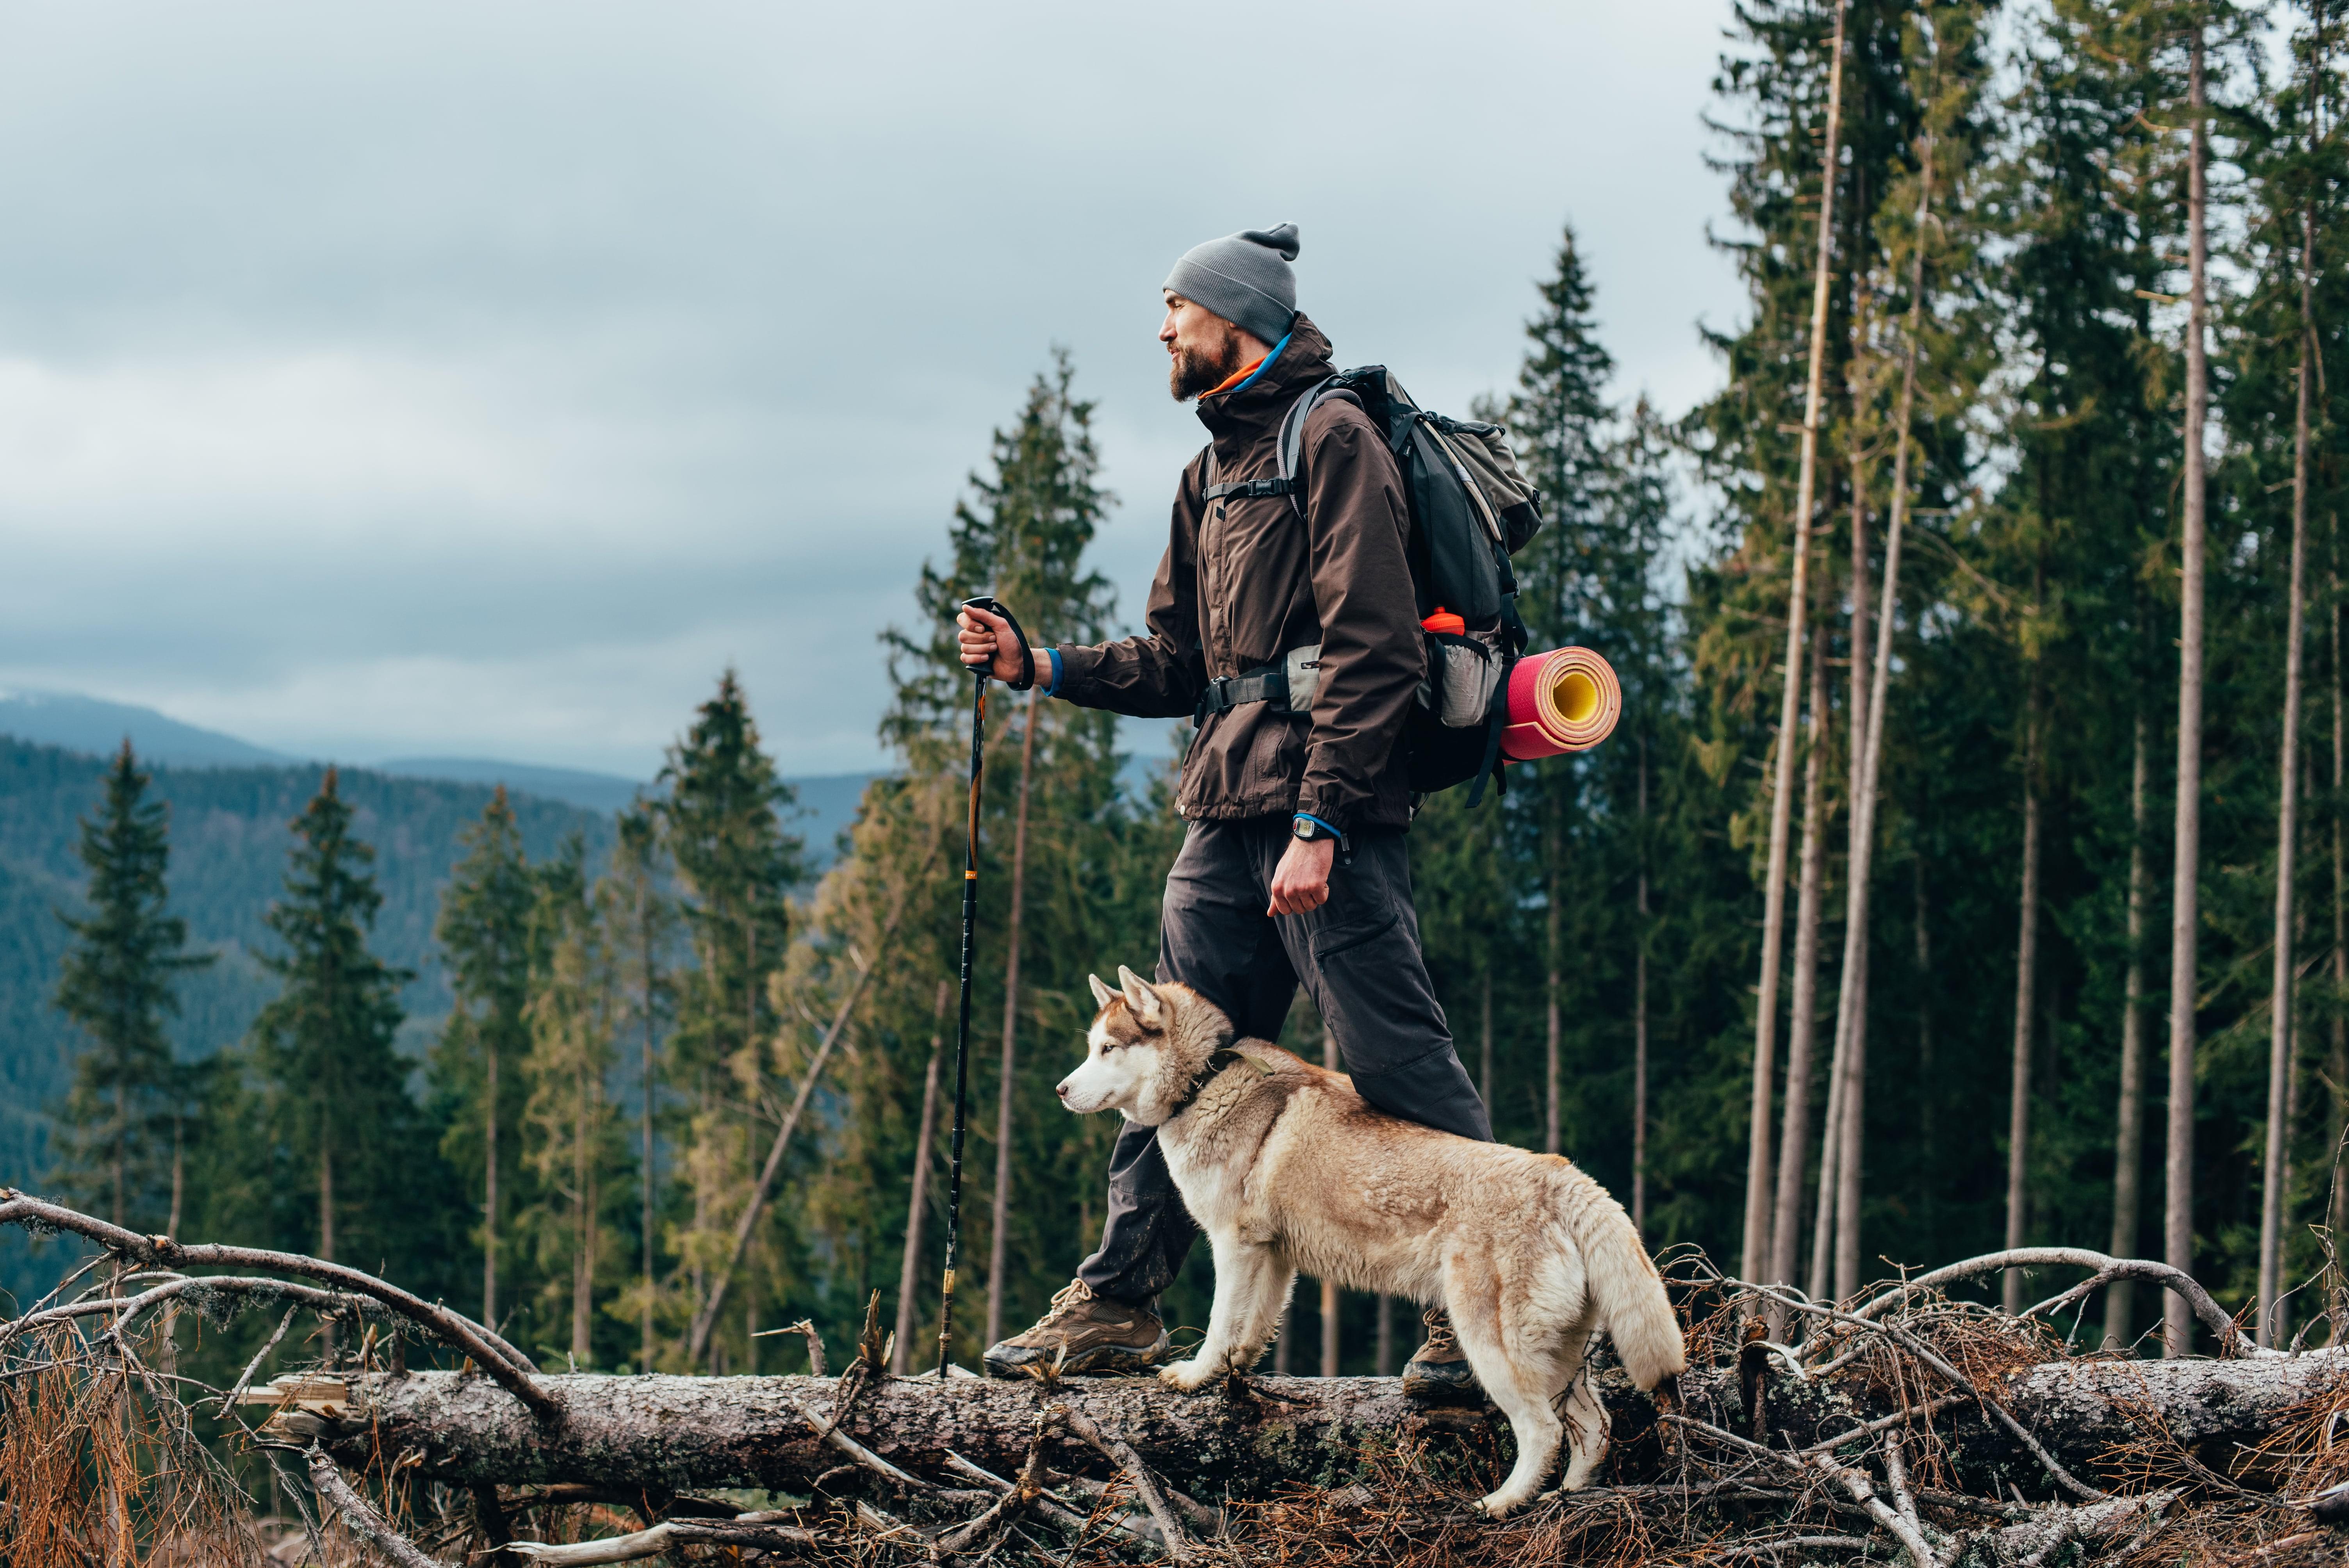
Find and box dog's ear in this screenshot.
[1087,973,1116,1012]
[1116,965,1166,1030]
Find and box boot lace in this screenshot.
[1418,1308,1458,1357]
[1037,1279,1097,1327]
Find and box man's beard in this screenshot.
[1168,322,1248,402]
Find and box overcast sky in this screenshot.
[0,0,1749,780]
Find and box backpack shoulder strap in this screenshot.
[1274,375,1363,517]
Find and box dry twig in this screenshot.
[1057,1401,1191,1564]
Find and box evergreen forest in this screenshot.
[22,0,2349,1398]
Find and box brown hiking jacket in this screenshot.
[1052,317,1422,831]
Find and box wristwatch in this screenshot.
[1292,813,1341,844]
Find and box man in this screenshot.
[957,223,1490,1398]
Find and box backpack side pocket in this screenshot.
[1426,633,1501,729]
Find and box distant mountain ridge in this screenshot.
[372,756,650,815]
[0,689,296,768]
[0,691,881,853]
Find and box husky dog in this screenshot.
[1059,967,1686,1518]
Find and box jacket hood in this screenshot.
[1195,315,1335,440]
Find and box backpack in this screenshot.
[1210,365,1543,805]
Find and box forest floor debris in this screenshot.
[11,1192,2349,1565]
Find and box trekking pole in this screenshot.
[938,595,1031,1376]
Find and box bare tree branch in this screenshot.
[0,1189,559,1420]
[306,1442,457,1568]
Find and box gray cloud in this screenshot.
[0,0,1744,777]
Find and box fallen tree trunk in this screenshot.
[320,1348,2349,1500]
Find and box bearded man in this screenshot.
[956,224,1491,1400]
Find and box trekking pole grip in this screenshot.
[960,595,1035,691]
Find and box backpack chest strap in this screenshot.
[1203,476,1301,502]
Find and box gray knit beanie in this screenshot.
[1162,223,1299,346]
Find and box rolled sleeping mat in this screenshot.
[1501,646,1622,761]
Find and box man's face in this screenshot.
[1160,292,1250,403]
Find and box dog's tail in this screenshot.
[1555,1164,1686,1392]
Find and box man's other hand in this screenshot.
[1269,836,1335,916]
[956,604,1030,685]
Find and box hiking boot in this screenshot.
[983,1280,1169,1379]
[1401,1307,1483,1404]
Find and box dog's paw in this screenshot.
[1158,1358,1216,1394]
[1472,1492,1522,1520]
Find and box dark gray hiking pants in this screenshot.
[1072,816,1490,1311]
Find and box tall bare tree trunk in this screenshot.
[1786,627,1833,1302]
[984,689,1043,1353]
[1376,1294,1394,1377]
[2165,27,2211,1360]
[1830,456,1872,1308]
[2107,715,2152,1349]
[485,1039,499,1330]
[1322,1026,1341,1375]
[2332,540,2347,1342]
[2005,697,2043,1315]
[2287,815,2312,1335]
[2260,200,2319,1345]
[1744,0,1853,1283]
[1633,736,1650,1235]
[1771,617,1830,1290]
[893,983,949,1375]
[1830,150,1930,1302]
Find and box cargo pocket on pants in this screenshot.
[1311,912,1446,1085]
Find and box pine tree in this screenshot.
[2230,0,2347,1342]
[1506,222,1618,1159]
[430,786,536,1328]
[1824,0,1995,1306]
[51,742,212,1231]
[659,672,805,1368]
[1994,0,2190,1343]
[873,349,1125,1360]
[914,353,1117,1350]
[520,836,626,1368]
[247,768,416,1267]
[602,803,676,1372]
[1605,402,1681,1230]
[1690,0,1858,1285]
[1688,0,1964,1297]
[1508,224,1618,632]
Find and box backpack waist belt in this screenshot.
[1192,644,1324,727]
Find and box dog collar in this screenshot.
[1169,1046,1274,1115]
